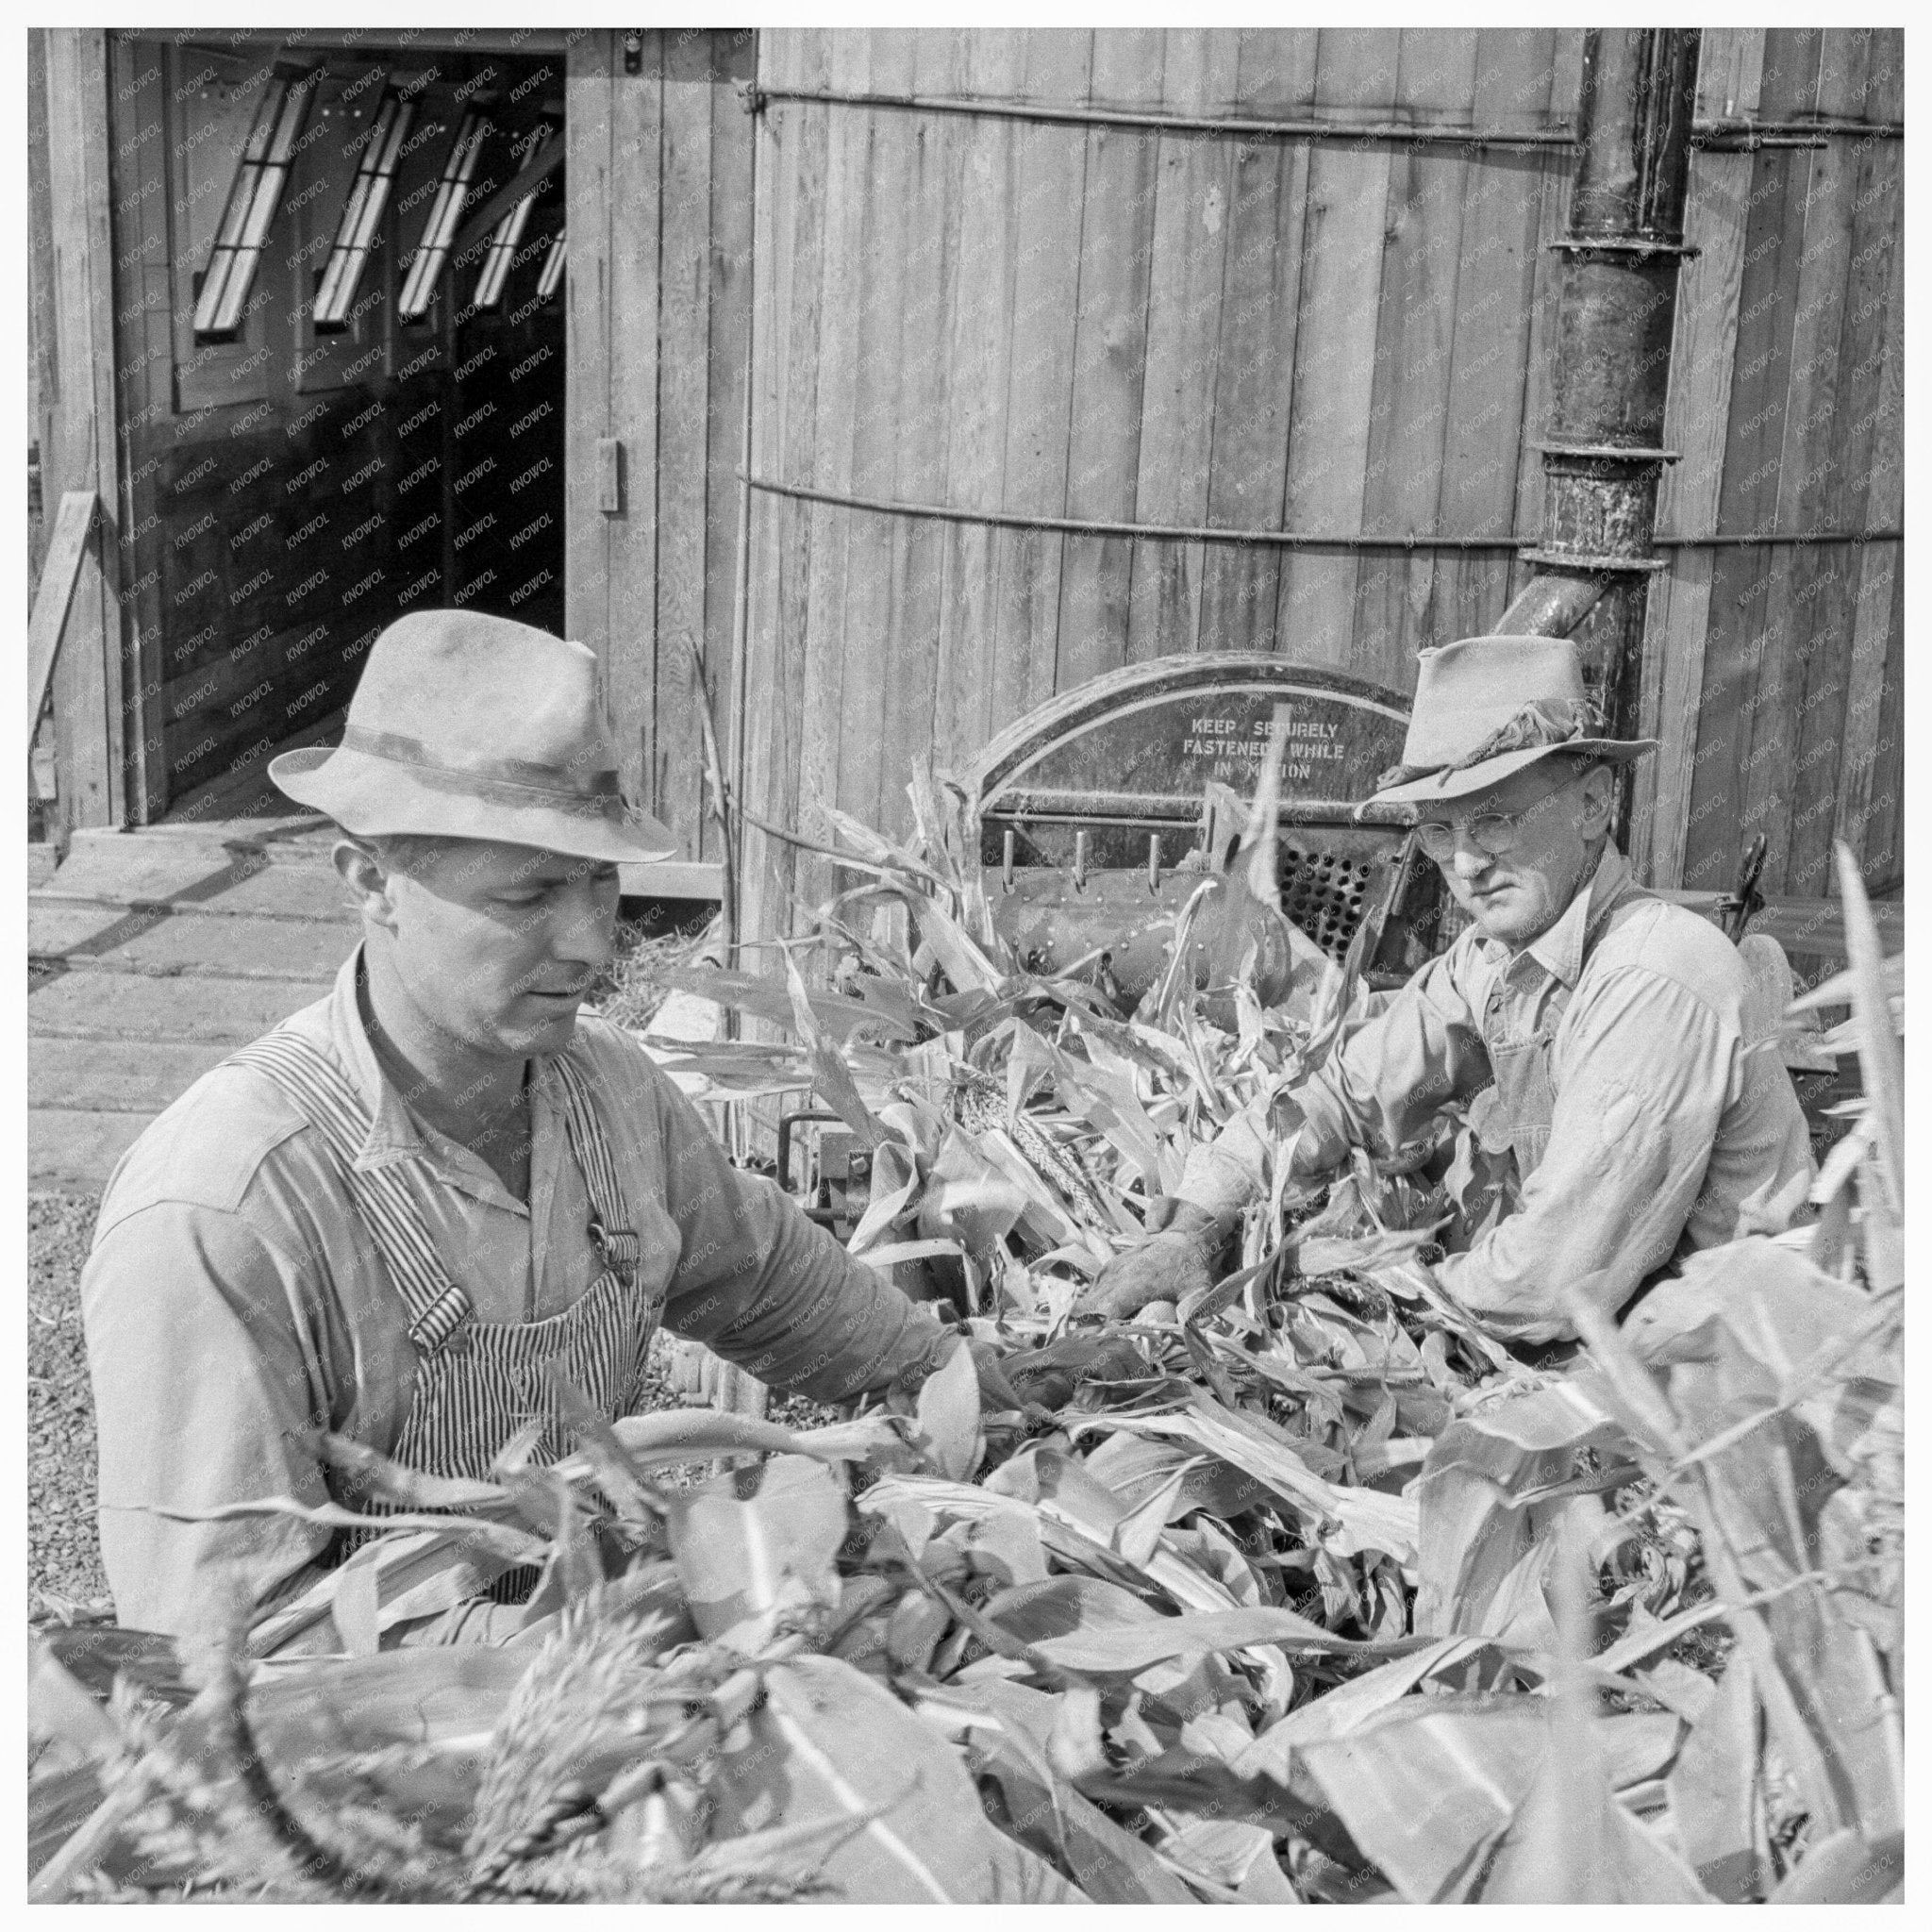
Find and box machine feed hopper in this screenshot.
[965,656,1455,1010]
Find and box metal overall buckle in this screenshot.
[587,1216,641,1284]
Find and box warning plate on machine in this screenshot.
[976,661,1410,814]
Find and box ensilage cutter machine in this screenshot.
[775,652,1842,1250]
[965,654,1450,1006]
[779,656,1445,1241]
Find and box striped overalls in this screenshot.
[226,1028,659,1488]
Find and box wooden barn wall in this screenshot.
[1632,26,1904,907]
[32,28,126,834]
[109,38,566,824]
[735,26,1588,942]
[564,27,756,864]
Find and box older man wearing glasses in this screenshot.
[1085,635,1814,1348]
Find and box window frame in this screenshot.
[191,64,319,341]
[312,85,415,332]
[396,107,492,324]
[470,122,553,313]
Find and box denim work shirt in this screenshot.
[1179,845,1815,1344]
[82,946,947,1642]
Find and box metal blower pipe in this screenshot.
[1495,25,1702,754]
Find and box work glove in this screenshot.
[887,1329,1032,1418]
[1076,1199,1237,1323]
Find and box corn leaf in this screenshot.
[1031,1606,1420,1674]
[1770,1827,1905,1904]
[665,1455,848,1649]
[1411,1381,1625,1640]
[1665,1655,1769,1901]
[711,1654,1086,1901]
[913,1339,982,1482]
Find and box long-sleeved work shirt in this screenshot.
[1178,845,1814,1342]
[83,947,947,1642]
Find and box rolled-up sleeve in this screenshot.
[82,1205,336,1643]
[652,1077,947,1402]
[1179,953,1491,1216]
[1438,967,1739,1344]
[1298,950,1492,1161]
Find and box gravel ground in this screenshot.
[28,1193,108,1611]
[26,1191,837,1619]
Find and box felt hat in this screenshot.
[1371,634,1657,807]
[270,609,678,862]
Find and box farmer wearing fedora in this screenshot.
[84,610,1000,1648]
[1086,635,1813,1343]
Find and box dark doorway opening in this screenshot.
[107,34,567,824]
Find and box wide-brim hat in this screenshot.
[271,609,678,863]
[1371,635,1657,808]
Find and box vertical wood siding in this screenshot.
[716,25,1904,952]
[564,28,756,864]
[738,26,1583,945]
[1652,28,1904,908]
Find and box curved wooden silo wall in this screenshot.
[1631,27,1904,907]
[548,26,1899,946]
[735,25,1588,938]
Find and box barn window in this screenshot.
[397,109,491,322]
[471,125,553,311]
[191,69,318,340]
[313,89,414,330]
[536,231,566,302]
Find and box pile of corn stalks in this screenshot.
[28,784,1903,1903]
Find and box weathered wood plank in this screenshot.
[801,33,893,893]
[29,1038,236,1116]
[1053,30,1162,694]
[742,34,833,948]
[1831,34,1905,889]
[1858,558,1904,895]
[1197,32,1318,657]
[29,903,358,982]
[28,1108,156,1196]
[1506,32,1581,559]
[1687,26,1816,897]
[1631,30,1763,887]
[874,31,966,833]
[564,33,618,718]
[1228,28,1321,119]
[37,841,353,922]
[1436,31,1557,620]
[105,41,172,823]
[654,32,721,843]
[1274,30,1400,670]
[605,40,667,815]
[42,28,125,833]
[931,30,1020,768]
[987,30,1091,736]
[28,969,339,1043]
[26,491,97,755]
[1355,29,1479,679]
[1779,29,1889,896]
[1123,31,1240,664]
[703,31,758,870]
[1736,29,1859,898]
[784,30,876,904]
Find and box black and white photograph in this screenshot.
[24,17,1907,1906]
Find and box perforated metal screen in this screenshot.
[1280,844,1377,961]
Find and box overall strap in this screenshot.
[548,1050,641,1284]
[225,1031,474,1354]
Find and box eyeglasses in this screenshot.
[1412,772,1579,862]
